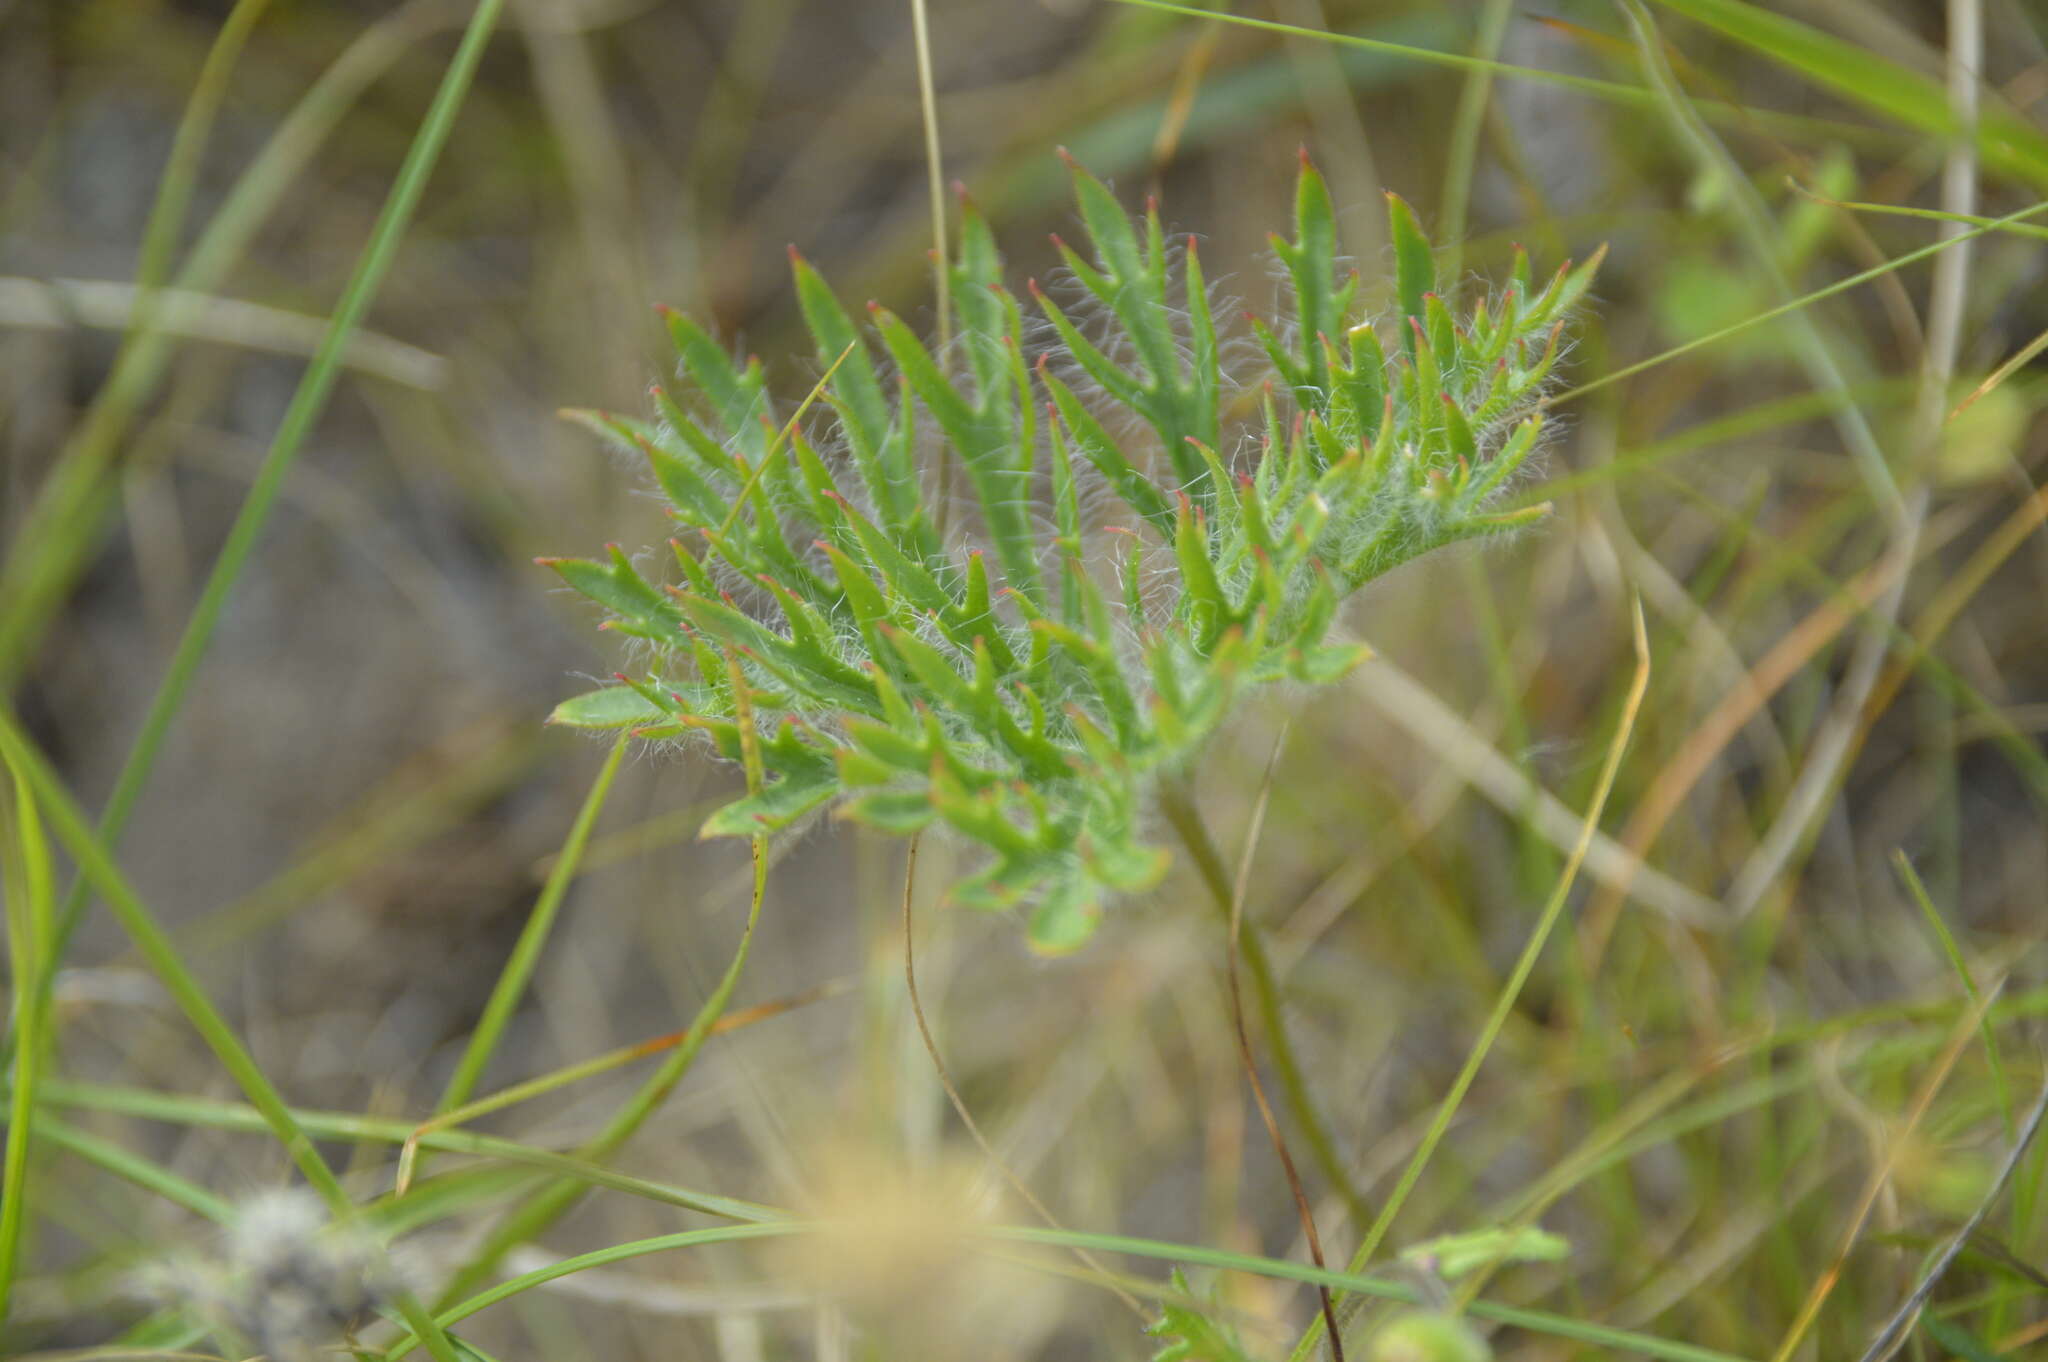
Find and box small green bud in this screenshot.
[1369,1310,1491,1362]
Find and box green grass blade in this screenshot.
[35,1116,237,1225]
[1108,0,1660,104]
[0,0,469,680]
[385,1223,808,1358]
[1892,850,2011,1136]
[128,0,276,299]
[1649,0,2048,189]
[432,663,775,1308]
[33,1078,782,1227]
[1548,198,2048,408]
[23,0,509,1087]
[1296,603,1651,1362]
[0,759,57,1317]
[388,1212,1763,1362]
[1436,0,1514,281]
[987,1225,1761,1362]
[434,735,630,1116]
[0,707,463,1362]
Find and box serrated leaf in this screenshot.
[1027,878,1102,955]
[700,766,839,837]
[1388,191,1434,325]
[548,686,668,729]
[1399,1226,1570,1280]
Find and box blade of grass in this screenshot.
[384,734,630,1195]
[909,0,950,360]
[434,735,630,1116]
[0,759,57,1317]
[16,0,508,1079]
[0,0,280,677]
[1647,0,2048,189]
[397,977,848,1197]
[907,0,955,535]
[1547,196,2048,408]
[35,1078,782,1228]
[1221,723,1347,1362]
[1891,850,2011,1136]
[0,708,464,1362]
[711,339,860,541]
[1767,985,2001,1362]
[1950,322,2048,420]
[384,1222,813,1359]
[1437,0,1514,282]
[0,275,452,387]
[1781,190,2048,245]
[1159,781,1371,1233]
[898,836,1146,1317]
[1620,0,1932,933]
[1018,1220,1757,1362]
[390,1215,1764,1362]
[35,1116,236,1225]
[1295,598,1650,1362]
[431,651,774,1309]
[0,0,470,681]
[127,0,277,301]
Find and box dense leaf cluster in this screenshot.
[546,154,1599,951]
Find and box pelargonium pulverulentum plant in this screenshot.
[543,154,1601,953]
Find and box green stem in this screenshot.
[0,0,466,679]
[130,0,277,298]
[1436,0,1513,283]
[436,737,631,1116]
[434,686,773,1306]
[1158,782,1371,1234]
[0,765,56,1318]
[19,0,507,1065]
[0,708,463,1362]
[1290,606,1649,1362]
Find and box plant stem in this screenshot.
[0,708,465,1362]
[17,0,509,1064]
[1158,778,1370,1295]
[432,658,773,1308]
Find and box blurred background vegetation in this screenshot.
[2,0,2047,1357]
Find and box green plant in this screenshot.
[545,153,1599,952]
[1147,1269,1259,1361]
